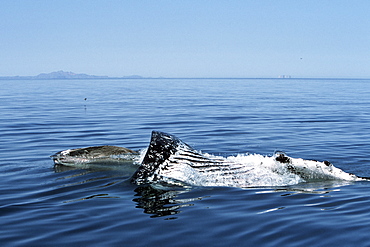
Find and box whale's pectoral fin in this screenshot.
[131,131,196,185]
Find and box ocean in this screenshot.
[1,78,370,246]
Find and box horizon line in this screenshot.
[1,76,370,80]
[0,70,369,81]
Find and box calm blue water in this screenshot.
[1,78,370,246]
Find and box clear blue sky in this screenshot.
[1,1,369,78]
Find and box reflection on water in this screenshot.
[133,185,205,219]
[54,164,125,188]
[133,183,355,218]
[256,180,353,196]
[64,193,120,203]
[53,163,203,218]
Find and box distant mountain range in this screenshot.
[0,70,144,80]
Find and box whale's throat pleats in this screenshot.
[131,131,363,188]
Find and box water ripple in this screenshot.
[1,79,370,246]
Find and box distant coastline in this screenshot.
[0,71,368,80]
[0,70,144,80]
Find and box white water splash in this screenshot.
[152,151,362,188]
[203,152,361,187]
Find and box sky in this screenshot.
[0,1,369,78]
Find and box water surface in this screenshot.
[1,78,370,246]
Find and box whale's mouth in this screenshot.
[130,131,363,188]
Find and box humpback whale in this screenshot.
[131,131,366,187]
[51,131,368,188]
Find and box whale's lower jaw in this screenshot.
[131,131,363,188]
